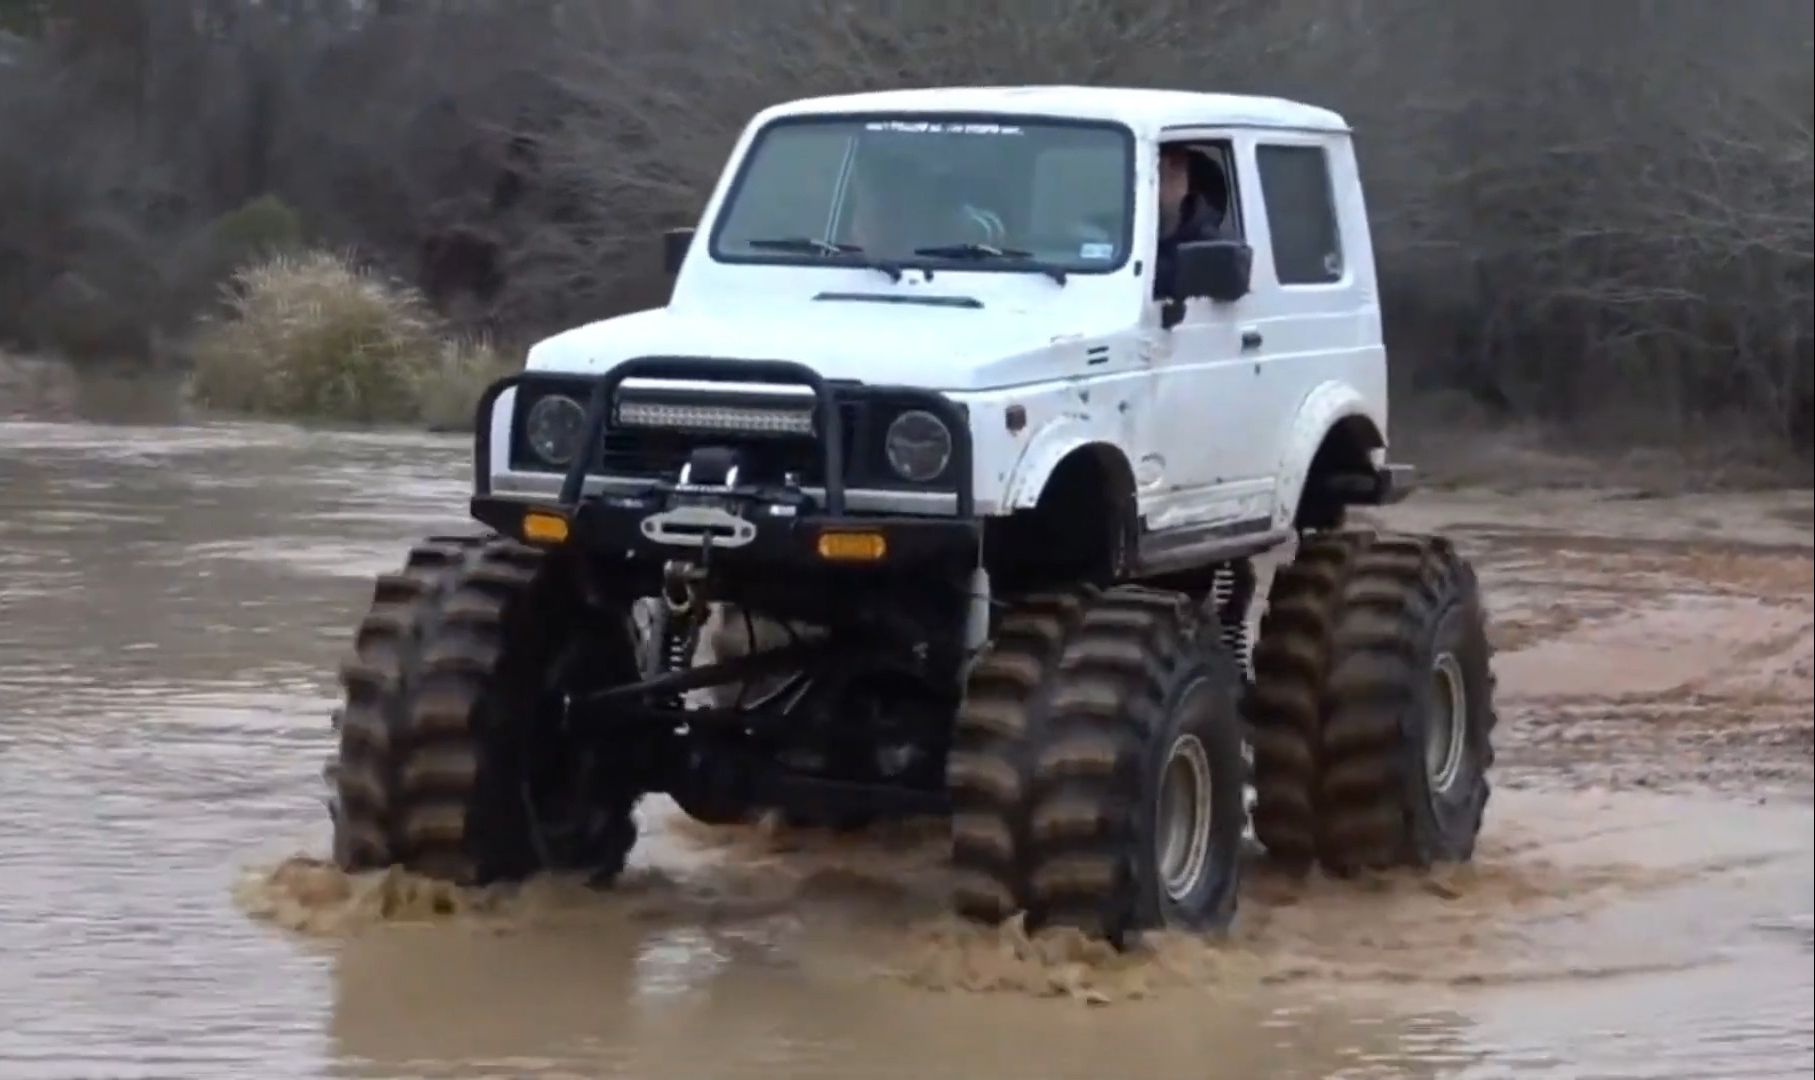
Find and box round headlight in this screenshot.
[526,393,587,466]
[884,409,953,483]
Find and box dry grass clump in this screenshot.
[186,250,515,428]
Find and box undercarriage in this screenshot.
[622,585,965,829]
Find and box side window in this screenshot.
[1158,139,1243,239]
[1194,142,1242,239]
[1256,144,1342,284]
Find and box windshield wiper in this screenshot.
[745,236,904,282]
[746,236,863,255]
[911,242,1067,284]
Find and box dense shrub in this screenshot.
[416,335,519,433]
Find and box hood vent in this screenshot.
[813,291,983,310]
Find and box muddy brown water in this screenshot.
[1,411,1811,1079]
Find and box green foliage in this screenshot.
[168,194,310,319]
[209,194,304,263]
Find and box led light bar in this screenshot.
[614,398,816,437]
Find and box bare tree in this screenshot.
[0,0,1808,453]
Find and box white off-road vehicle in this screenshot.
[324,86,1496,946]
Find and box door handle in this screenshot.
[1240,329,1263,350]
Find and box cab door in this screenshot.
[1241,135,1377,528]
[1139,132,1278,537]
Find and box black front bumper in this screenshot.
[467,355,981,572]
[472,492,979,571]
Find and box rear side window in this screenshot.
[1256,144,1343,285]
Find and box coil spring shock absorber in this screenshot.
[1211,557,1260,822]
[656,621,697,708]
[652,559,709,709]
[1209,558,1256,679]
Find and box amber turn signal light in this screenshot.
[521,510,570,544]
[816,530,887,561]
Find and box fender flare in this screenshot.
[1003,414,1136,512]
[999,418,1141,581]
[485,384,519,491]
[1272,381,1386,527]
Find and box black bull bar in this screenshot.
[468,355,975,517]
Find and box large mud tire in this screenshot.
[948,586,1247,946]
[1245,530,1497,875]
[1317,534,1497,872]
[1245,532,1367,870]
[327,533,643,885]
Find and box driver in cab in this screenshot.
[1153,144,1234,299]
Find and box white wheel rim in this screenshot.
[1157,733,1215,902]
[1427,652,1469,794]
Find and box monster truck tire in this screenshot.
[327,533,642,885]
[1316,533,1497,873]
[1244,531,1368,869]
[947,585,1247,946]
[1245,531,1497,874]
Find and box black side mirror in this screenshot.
[663,227,696,276]
[1173,239,1252,303]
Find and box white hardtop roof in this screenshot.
[760,85,1349,136]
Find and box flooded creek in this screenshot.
[1,413,1809,1078]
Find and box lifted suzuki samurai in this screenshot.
[323,86,1497,946]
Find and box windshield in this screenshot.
[710,115,1133,274]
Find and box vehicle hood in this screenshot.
[523,295,1119,393]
